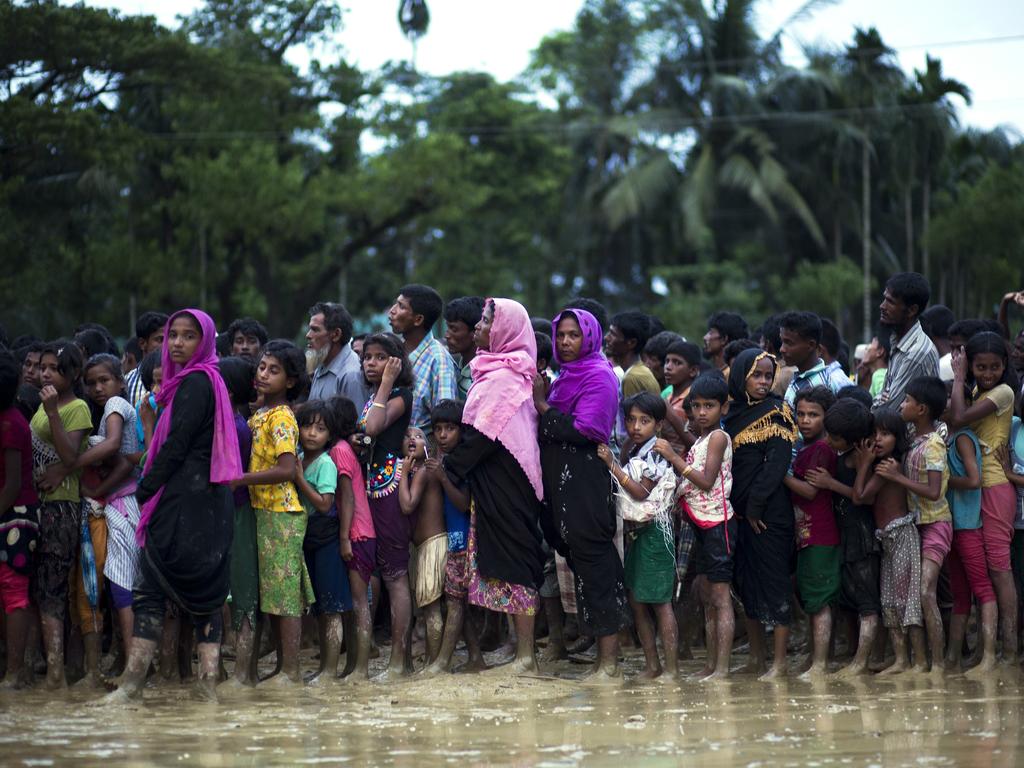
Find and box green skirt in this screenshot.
[796,544,841,614]
[254,508,315,617]
[624,522,675,604]
[229,501,260,630]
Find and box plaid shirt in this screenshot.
[873,321,939,412]
[784,358,851,407]
[409,334,458,433]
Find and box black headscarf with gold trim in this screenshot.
[722,348,797,449]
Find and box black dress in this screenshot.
[539,408,628,638]
[834,458,882,617]
[136,372,234,616]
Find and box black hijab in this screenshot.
[722,348,796,446]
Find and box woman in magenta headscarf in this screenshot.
[533,307,628,682]
[108,309,242,702]
[443,298,545,673]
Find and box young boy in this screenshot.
[806,398,879,677]
[783,386,839,677]
[662,339,702,455]
[398,426,447,665]
[534,331,553,397]
[876,376,951,675]
[657,374,735,680]
[420,400,484,675]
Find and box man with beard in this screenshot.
[306,302,368,405]
[703,311,748,377]
[872,272,939,413]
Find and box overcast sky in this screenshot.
[74,0,1024,133]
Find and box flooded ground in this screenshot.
[3,647,1023,767]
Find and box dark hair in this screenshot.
[260,340,310,402]
[760,314,783,354]
[309,302,355,347]
[873,328,892,361]
[40,341,84,383]
[124,337,142,362]
[623,390,667,421]
[13,338,43,359]
[794,385,836,414]
[563,298,608,335]
[136,311,168,341]
[328,396,359,439]
[665,339,702,367]
[836,341,851,374]
[431,399,465,427]
[919,305,955,341]
[873,409,910,462]
[820,318,841,358]
[0,349,19,411]
[398,284,444,330]
[215,332,231,357]
[904,376,947,421]
[296,399,340,444]
[534,331,552,365]
[139,350,162,391]
[965,331,1018,393]
[647,315,666,336]
[75,323,120,356]
[218,356,256,406]
[688,372,729,404]
[643,331,683,364]
[885,272,930,318]
[707,311,749,343]
[836,385,873,410]
[610,311,652,352]
[227,317,269,347]
[15,383,40,421]
[361,333,414,388]
[74,329,112,359]
[531,317,552,335]
[445,296,486,329]
[824,398,873,444]
[83,353,124,384]
[780,311,823,345]
[948,318,988,344]
[724,339,760,367]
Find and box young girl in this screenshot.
[949,332,1020,663]
[327,395,376,681]
[31,342,91,689]
[661,339,701,455]
[352,333,413,680]
[218,356,259,688]
[657,373,735,681]
[853,410,925,674]
[235,340,313,685]
[599,392,678,680]
[295,400,351,685]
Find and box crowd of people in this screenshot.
[1,275,1023,701]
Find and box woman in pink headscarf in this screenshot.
[443,298,545,673]
[107,309,241,702]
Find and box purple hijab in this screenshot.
[546,309,619,444]
[135,309,242,546]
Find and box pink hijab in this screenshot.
[136,309,242,546]
[462,298,543,500]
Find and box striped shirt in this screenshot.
[409,334,458,434]
[784,358,852,406]
[873,321,939,413]
[124,367,147,408]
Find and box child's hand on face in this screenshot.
[653,438,676,459]
[805,467,832,489]
[854,438,875,467]
[596,444,615,468]
[40,385,59,414]
[951,349,966,382]
[382,357,402,384]
[875,457,901,479]
[139,397,157,431]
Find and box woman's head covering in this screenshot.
[722,347,796,446]
[136,309,242,546]
[463,298,543,500]
[546,308,619,444]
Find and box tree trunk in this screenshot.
[904,185,913,271]
[921,174,931,281]
[861,138,871,343]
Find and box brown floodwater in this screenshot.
[2,650,1023,767]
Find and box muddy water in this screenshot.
[3,652,1023,766]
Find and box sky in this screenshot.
[74,0,1024,134]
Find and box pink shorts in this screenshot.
[0,563,30,614]
[947,529,996,614]
[918,520,953,565]
[981,484,1017,572]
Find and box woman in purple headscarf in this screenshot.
[533,308,628,682]
[107,309,242,702]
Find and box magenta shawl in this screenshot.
[135,309,242,546]
[462,298,544,500]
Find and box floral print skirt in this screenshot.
[466,503,538,616]
[255,508,315,617]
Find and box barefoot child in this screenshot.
[660,373,735,680]
[806,398,880,676]
[853,410,925,674]
[235,341,313,684]
[599,391,678,680]
[878,376,951,674]
[327,396,376,681]
[783,386,840,677]
[295,400,351,684]
[661,339,701,455]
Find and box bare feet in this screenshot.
[798,663,827,681]
[0,675,23,691]
[217,676,253,691]
[372,667,411,684]
[192,678,218,702]
[635,667,663,681]
[830,661,868,680]
[965,656,997,680]
[876,660,909,676]
[260,671,302,687]
[758,664,787,681]
[306,670,339,687]
[73,670,104,689]
[538,643,569,663]
[580,664,621,685]
[458,656,489,673]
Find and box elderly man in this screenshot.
[306,302,368,405]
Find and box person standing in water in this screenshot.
[106,309,242,702]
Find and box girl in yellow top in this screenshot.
[234,340,313,684]
[949,332,1019,663]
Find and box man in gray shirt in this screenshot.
[305,302,368,406]
[873,272,939,413]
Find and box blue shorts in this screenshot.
[305,542,353,615]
